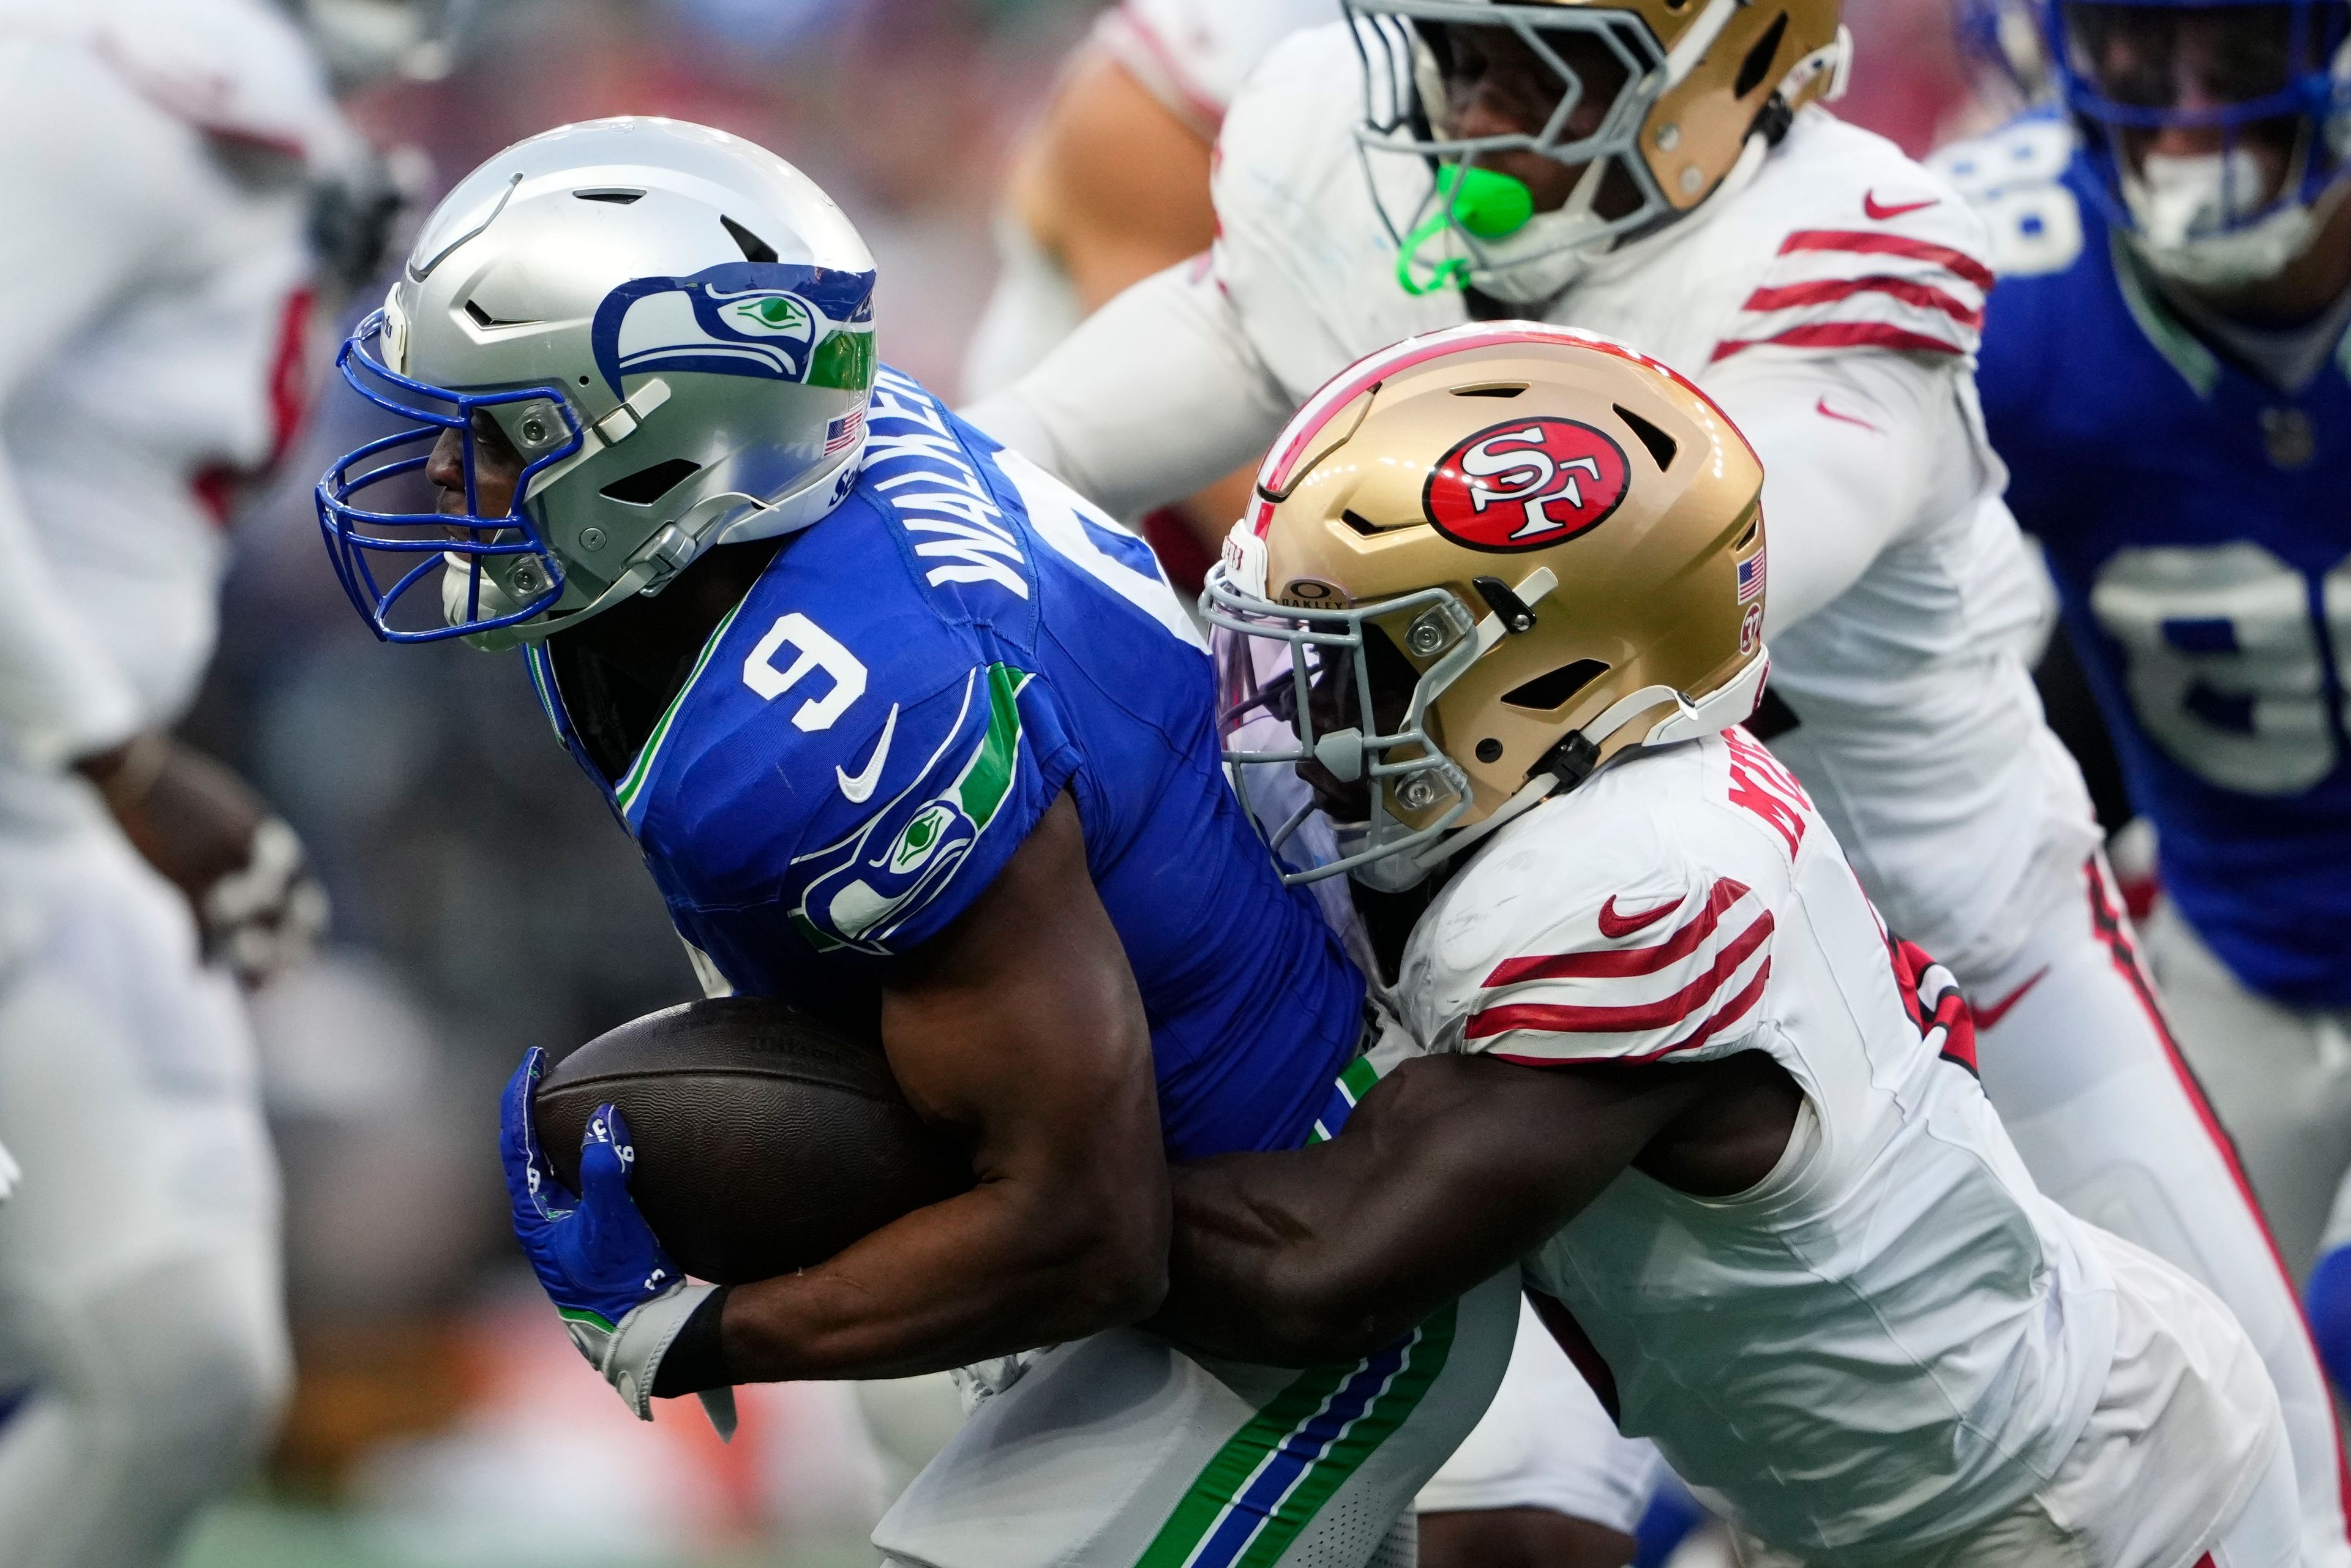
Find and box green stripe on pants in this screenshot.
[1133,1300,1460,1568]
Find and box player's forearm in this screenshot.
[1152,1056,1693,1366]
[1018,50,1216,315]
[1153,1147,1440,1365]
[1146,1054,1479,1368]
[713,1170,1170,1382]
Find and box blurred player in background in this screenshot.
[967,1,2351,1562]
[963,0,1334,590]
[1938,0,2351,1412]
[0,1,352,1562]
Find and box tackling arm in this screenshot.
[1703,350,1979,637]
[712,791,1171,1381]
[964,259,1295,523]
[1150,1053,1713,1366]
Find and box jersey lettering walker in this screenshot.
[1947,114,2351,1009]
[526,367,1365,1160]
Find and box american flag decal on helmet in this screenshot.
[825,407,866,455]
[1738,553,1766,603]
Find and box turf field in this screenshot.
[178,1503,877,1568]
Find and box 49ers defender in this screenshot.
[967,3,2351,1558]
[1171,322,2298,1568]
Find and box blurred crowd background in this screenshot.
[182,0,1990,1561]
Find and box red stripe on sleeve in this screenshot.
[1776,230,1997,291]
[1711,323,1970,364]
[1739,275,1985,326]
[1466,912,1774,1041]
[1486,879,1751,986]
[1491,958,1773,1065]
[1673,959,1774,1054]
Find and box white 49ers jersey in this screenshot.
[1399,728,2119,1556]
[0,0,343,820]
[1205,24,2094,977]
[977,20,2100,977]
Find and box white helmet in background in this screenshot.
[288,0,475,86]
[317,117,879,648]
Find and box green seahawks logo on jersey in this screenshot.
[889,803,959,876]
[789,662,1033,955]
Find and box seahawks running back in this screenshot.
[319,118,1515,1568]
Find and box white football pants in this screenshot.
[1729,1229,2296,1568]
[1414,1296,1660,1535]
[2131,896,2351,1285]
[0,820,288,1568]
[876,1268,1519,1568]
[1969,853,2348,1568]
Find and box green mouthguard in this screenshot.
[1395,165,1536,296]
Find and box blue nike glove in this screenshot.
[500,1048,735,1438]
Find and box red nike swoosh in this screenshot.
[1815,396,1878,432]
[1863,191,1940,221]
[1973,966,2050,1031]
[1598,895,1681,939]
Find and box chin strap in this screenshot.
[1406,651,1772,877]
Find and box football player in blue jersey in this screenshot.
[315,118,1518,1566]
[1936,0,2351,1454]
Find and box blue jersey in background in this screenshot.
[526,366,1365,1158]
[1943,116,2351,1007]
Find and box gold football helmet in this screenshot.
[1349,0,1852,300]
[1206,322,1768,890]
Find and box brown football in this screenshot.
[534,997,971,1283]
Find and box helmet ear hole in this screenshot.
[599,458,703,506]
[1503,659,1609,713]
[1362,621,1428,731]
[1734,13,1791,98]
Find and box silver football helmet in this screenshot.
[318,117,879,648]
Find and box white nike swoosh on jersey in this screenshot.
[836,703,899,803]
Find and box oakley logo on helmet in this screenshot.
[1280,578,1348,608]
[1423,418,1631,553]
[588,261,877,396]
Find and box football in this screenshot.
[533,997,971,1284]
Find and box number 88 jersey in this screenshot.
[1939,113,2351,1008]
[524,366,1367,1160]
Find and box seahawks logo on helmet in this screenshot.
[724,293,812,339]
[588,261,877,397]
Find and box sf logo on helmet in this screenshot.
[1423,418,1630,552]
